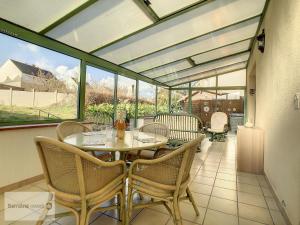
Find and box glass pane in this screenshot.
[0,0,87,31]
[85,65,115,125]
[150,0,202,17]
[157,86,169,114]
[157,52,249,83]
[191,39,251,64]
[47,0,153,51]
[218,69,246,87]
[95,1,265,64]
[167,61,247,86]
[117,75,136,122]
[138,81,156,118]
[216,89,245,132]
[190,89,217,127]
[0,33,80,124]
[122,18,258,72]
[141,60,192,78]
[173,83,189,88]
[192,77,216,88]
[170,90,189,113]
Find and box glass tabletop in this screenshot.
[63,130,168,152]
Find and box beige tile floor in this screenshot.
[0,135,288,225]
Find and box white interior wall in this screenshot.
[247,0,300,224]
[0,127,56,187]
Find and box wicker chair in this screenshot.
[207,112,228,142]
[35,136,126,225]
[127,135,205,225]
[126,122,169,160]
[56,121,111,161]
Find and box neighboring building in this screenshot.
[0,59,63,91]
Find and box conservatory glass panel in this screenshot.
[117,75,136,122]
[192,77,217,88]
[191,89,217,127]
[95,0,265,64]
[150,0,203,17]
[0,0,87,32]
[157,86,169,114]
[170,90,189,113]
[0,33,80,124]
[191,39,251,64]
[167,61,247,86]
[216,89,245,132]
[138,81,156,118]
[157,52,250,83]
[173,83,189,88]
[47,0,153,52]
[142,60,192,78]
[218,69,246,86]
[122,18,259,72]
[84,65,115,125]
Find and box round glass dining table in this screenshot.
[63,130,168,155]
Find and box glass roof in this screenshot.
[0,0,267,86]
[167,62,247,86]
[46,0,153,52]
[0,0,88,32]
[142,60,192,78]
[156,52,250,83]
[149,0,204,18]
[121,17,259,73]
[218,69,246,86]
[94,0,265,64]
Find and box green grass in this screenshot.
[0,104,77,123]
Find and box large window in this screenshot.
[157,86,169,114]
[170,90,189,113]
[84,65,115,125]
[0,33,80,124]
[117,75,136,122]
[138,81,156,118]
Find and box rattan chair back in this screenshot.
[139,122,169,138]
[56,121,91,141]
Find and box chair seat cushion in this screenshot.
[207,128,225,133]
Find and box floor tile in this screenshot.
[214,179,236,190]
[265,197,279,211]
[193,176,215,186]
[217,168,236,175]
[237,183,263,195]
[179,202,206,224]
[166,217,199,225]
[183,192,210,208]
[208,196,237,215]
[189,183,213,195]
[131,209,169,225]
[238,192,267,208]
[203,209,238,225]
[197,170,216,178]
[216,173,236,182]
[238,203,273,224]
[270,210,287,225]
[211,187,237,201]
[261,188,273,197]
[239,218,267,225]
[237,176,259,186]
[200,165,218,172]
[90,214,122,225]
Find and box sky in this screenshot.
[0,33,156,98]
